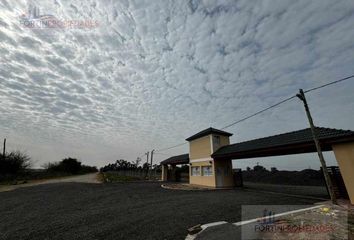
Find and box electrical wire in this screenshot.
[155,142,187,152]
[154,152,174,156]
[304,74,354,93]
[151,74,354,153]
[221,95,297,130]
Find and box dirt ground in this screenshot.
[0,173,100,192]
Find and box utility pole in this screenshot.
[146,151,149,165]
[2,138,6,157]
[150,149,155,179]
[150,150,154,168]
[145,151,149,179]
[297,89,337,204]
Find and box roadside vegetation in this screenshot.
[102,172,141,182]
[0,150,31,184]
[0,151,97,185]
[100,159,161,182]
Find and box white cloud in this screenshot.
[0,0,353,169]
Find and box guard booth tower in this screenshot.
[186,128,234,188]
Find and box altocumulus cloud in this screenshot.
[0,0,353,169]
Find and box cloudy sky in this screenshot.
[0,0,353,170]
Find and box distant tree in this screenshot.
[115,159,127,169]
[100,159,138,172]
[253,165,267,172]
[60,158,81,174]
[246,167,251,171]
[142,162,150,170]
[152,164,161,171]
[271,167,278,173]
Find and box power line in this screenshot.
[154,152,173,156]
[222,74,354,130]
[154,74,354,152]
[154,94,296,152]
[304,74,354,93]
[156,142,187,152]
[221,95,296,130]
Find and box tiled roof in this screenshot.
[212,127,354,159]
[186,127,233,141]
[160,154,189,165]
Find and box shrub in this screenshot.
[61,158,82,174]
[0,151,31,176]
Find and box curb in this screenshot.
[185,204,325,240]
[161,184,215,191]
[161,184,234,191]
[232,204,324,226]
[185,221,228,240]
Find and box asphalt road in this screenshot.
[243,181,329,199]
[0,182,320,240]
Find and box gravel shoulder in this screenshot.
[0,182,320,240]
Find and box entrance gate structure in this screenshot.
[211,127,354,204]
[161,127,354,204]
[161,154,189,182]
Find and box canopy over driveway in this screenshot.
[211,127,354,204]
[160,154,189,182]
[160,127,354,204]
[212,127,354,160]
[160,154,189,165]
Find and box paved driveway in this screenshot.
[0,182,320,240]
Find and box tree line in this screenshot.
[43,158,98,175]
[100,159,161,172]
[0,148,97,182]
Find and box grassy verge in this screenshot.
[96,172,105,183]
[103,172,142,183]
